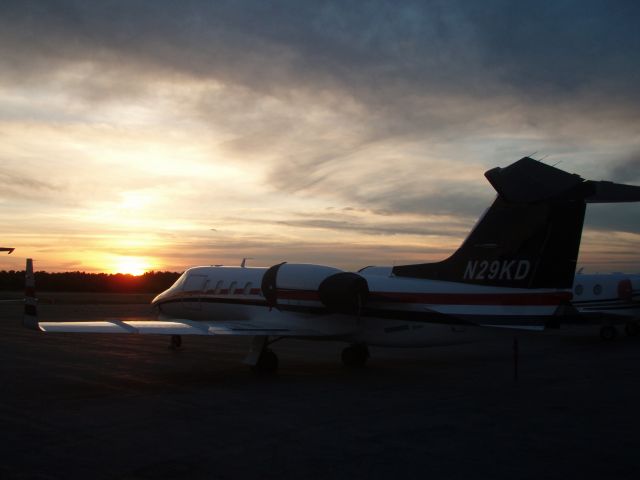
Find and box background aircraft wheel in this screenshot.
[169,335,182,350]
[251,349,278,374]
[624,322,639,337]
[341,344,369,368]
[600,325,617,341]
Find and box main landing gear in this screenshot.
[625,321,639,337]
[244,337,371,373]
[341,343,370,368]
[599,325,617,341]
[245,336,279,374]
[600,321,640,341]
[169,335,182,350]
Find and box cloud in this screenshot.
[0,168,61,203]
[608,155,640,184]
[1,1,639,270]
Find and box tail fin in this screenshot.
[393,157,640,289]
[24,258,40,330]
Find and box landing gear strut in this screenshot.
[600,325,617,341]
[625,321,639,337]
[245,336,279,374]
[341,343,369,368]
[169,335,182,350]
[251,349,279,374]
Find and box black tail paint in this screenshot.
[392,157,640,289]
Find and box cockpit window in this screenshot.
[183,274,208,292]
[169,272,187,290]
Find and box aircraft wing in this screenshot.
[34,319,325,337]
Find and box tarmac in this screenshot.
[1,298,640,479]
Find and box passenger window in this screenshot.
[229,281,237,295]
[593,284,602,295]
[574,284,583,296]
[243,282,252,295]
[213,280,223,295]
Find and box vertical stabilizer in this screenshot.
[392,157,640,289]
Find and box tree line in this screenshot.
[0,270,181,293]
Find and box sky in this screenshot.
[1,0,640,274]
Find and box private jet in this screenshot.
[572,272,640,338]
[23,157,640,372]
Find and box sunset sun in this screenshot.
[114,256,150,276]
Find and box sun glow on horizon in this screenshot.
[113,256,152,276]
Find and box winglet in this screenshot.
[24,258,40,331]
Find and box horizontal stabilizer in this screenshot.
[485,157,640,204]
[584,180,640,203]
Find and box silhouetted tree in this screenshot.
[0,270,182,293]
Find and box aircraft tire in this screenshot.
[341,344,369,368]
[169,335,182,350]
[600,325,617,341]
[251,349,278,374]
[624,322,639,337]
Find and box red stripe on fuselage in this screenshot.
[276,289,571,306]
[370,291,571,305]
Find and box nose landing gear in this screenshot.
[169,335,182,350]
[341,343,370,368]
[251,348,279,374]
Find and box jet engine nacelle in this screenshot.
[261,263,369,313]
[318,272,369,314]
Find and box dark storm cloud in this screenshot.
[2,0,638,101]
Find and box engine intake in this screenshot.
[319,272,369,314]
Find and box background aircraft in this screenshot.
[572,273,640,338]
[0,247,21,303]
[22,158,640,372]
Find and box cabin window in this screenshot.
[229,281,237,295]
[574,284,583,296]
[243,282,252,295]
[593,284,602,295]
[213,280,223,295]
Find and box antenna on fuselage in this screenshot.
[241,257,254,268]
